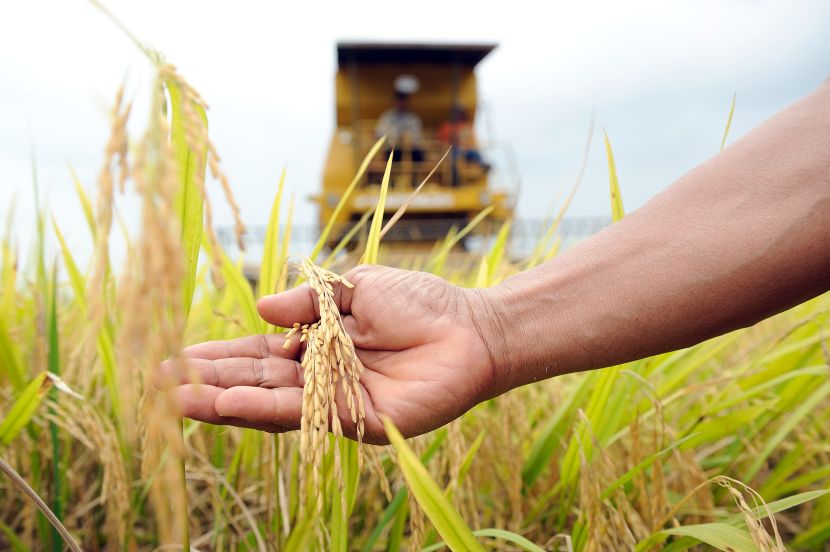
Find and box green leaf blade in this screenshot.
[603,129,625,222]
[165,77,208,319]
[661,522,756,552]
[363,151,393,265]
[0,372,51,445]
[383,419,484,552]
[258,168,286,297]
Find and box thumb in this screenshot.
[257,268,363,327]
[256,285,320,327]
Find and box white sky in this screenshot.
[1,0,829,263]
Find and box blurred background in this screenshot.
[1,0,829,263]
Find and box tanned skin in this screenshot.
[162,78,830,444]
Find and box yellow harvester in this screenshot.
[315,42,515,250]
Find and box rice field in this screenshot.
[2,39,830,552]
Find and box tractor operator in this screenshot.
[375,75,425,162]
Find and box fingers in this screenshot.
[158,356,304,389]
[174,384,289,433]
[212,384,375,440]
[257,265,376,327]
[215,386,304,428]
[172,368,385,439]
[181,333,301,360]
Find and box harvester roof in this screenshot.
[336,42,496,67]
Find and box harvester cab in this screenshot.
[315,42,516,252]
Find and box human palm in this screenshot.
[165,265,495,444]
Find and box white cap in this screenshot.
[394,74,420,95]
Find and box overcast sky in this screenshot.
[1,1,828,262]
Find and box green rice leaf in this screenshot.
[362,485,408,552]
[601,433,699,500]
[448,206,494,250]
[681,403,770,449]
[362,429,448,552]
[720,93,736,152]
[284,514,313,552]
[421,529,545,552]
[69,166,96,238]
[425,206,494,273]
[258,168,286,297]
[383,418,484,552]
[526,116,593,269]
[47,262,65,546]
[52,218,87,311]
[0,372,50,445]
[330,437,361,552]
[425,225,458,275]
[204,236,261,334]
[379,147,451,240]
[0,319,23,390]
[0,234,23,388]
[311,136,385,261]
[486,220,511,284]
[603,128,625,222]
[0,519,27,552]
[522,372,595,488]
[387,501,408,552]
[0,239,17,322]
[724,489,830,526]
[561,366,621,486]
[792,518,830,548]
[713,364,828,413]
[52,220,120,418]
[542,235,562,262]
[660,522,756,552]
[363,151,393,265]
[323,208,372,268]
[765,465,830,500]
[275,192,294,295]
[165,77,208,319]
[759,443,807,498]
[473,257,488,288]
[471,529,545,552]
[452,430,485,492]
[744,381,830,480]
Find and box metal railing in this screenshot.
[353,124,497,189]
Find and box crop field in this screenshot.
[2,42,830,552]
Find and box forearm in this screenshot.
[480,79,830,394]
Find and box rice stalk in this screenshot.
[85,85,130,422]
[0,458,81,552]
[282,257,364,545]
[45,399,130,544]
[121,69,191,548]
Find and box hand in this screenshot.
[162,265,498,444]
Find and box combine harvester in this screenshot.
[313,41,518,261]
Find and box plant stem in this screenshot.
[0,457,82,552]
[178,419,190,550]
